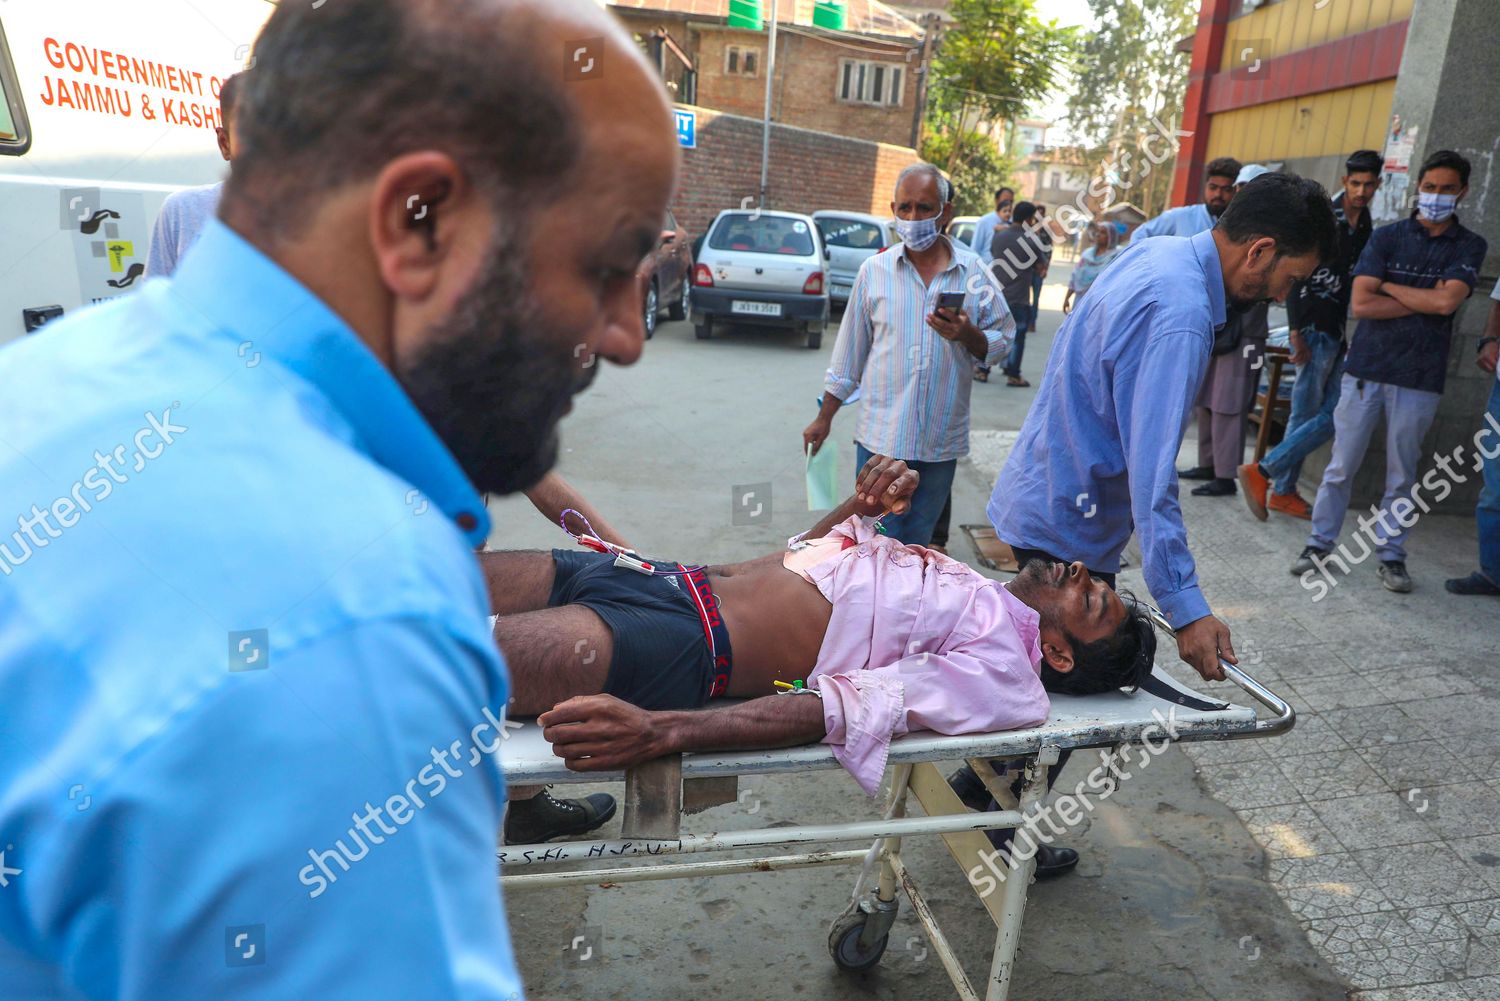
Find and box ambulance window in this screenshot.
[0,20,31,155]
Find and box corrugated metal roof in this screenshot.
[608,0,924,40]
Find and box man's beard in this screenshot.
[397,236,592,496]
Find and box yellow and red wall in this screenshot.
[1173,0,1411,204]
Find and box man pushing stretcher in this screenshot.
[482,455,1155,795]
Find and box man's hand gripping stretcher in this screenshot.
[480,455,1157,793]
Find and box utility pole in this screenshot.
[757,0,778,209]
[909,12,937,150]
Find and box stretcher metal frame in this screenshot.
[499,607,1294,1000]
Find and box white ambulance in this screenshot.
[0,0,273,345]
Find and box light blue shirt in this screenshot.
[0,220,524,999]
[145,182,223,277]
[825,236,1014,462]
[988,230,1227,627]
[1130,202,1215,240]
[970,210,1002,264]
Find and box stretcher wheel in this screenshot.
[828,910,888,972]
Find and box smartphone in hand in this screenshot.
[936,291,965,313]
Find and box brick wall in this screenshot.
[695,27,918,148]
[672,103,920,238]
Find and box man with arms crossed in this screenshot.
[1293,150,1487,593]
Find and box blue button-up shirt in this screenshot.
[825,237,1014,462]
[0,220,523,999]
[1345,215,1487,395]
[970,210,1002,264]
[988,231,1226,627]
[1131,202,1214,240]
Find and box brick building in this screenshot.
[609,0,926,148]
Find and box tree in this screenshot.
[1064,0,1196,219]
[921,129,1017,217]
[923,0,1077,184]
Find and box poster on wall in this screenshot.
[1372,115,1418,224]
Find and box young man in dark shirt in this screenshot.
[1239,150,1381,519]
[989,201,1045,386]
[1293,150,1489,593]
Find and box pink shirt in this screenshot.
[785,516,1049,793]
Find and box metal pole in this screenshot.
[758,0,778,209]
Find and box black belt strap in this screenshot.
[1138,672,1230,712]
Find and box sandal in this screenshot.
[1005,376,1030,387]
[973,369,989,383]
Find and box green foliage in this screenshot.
[920,130,1016,217]
[1064,0,1196,217]
[923,0,1077,181]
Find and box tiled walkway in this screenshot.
[970,432,1498,999]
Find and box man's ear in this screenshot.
[1040,639,1075,674]
[215,127,231,162]
[368,151,469,303]
[1245,235,1277,272]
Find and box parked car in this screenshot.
[948,215,980,249]
[811,210,897,307]
[690,209,830,349]
[637,208,693,339]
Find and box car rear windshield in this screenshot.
[709,214,816,256]
[817,218,885,250]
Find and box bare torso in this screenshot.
[706,554,833,698]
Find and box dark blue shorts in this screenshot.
[548,549,732,711]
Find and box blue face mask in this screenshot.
[1417,191,1459,223]
[894,212,942,252]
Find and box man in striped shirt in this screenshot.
[802,164,1015,545]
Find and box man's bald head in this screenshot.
[224,0,667,241]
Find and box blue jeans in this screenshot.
[1029,269,1044,326]
[1262,328,1344,496]
[855,442,957,546]
[1003,301,1033,377]
[1478,380,1500,583]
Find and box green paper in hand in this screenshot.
[806,443,839,512]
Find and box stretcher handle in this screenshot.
[1141,606,1296,736]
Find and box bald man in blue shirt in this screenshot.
[0,1,679,998]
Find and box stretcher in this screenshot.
[498,608,1294,1000]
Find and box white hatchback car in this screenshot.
[690,210,831,349]
[811,210,899,308]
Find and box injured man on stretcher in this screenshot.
[483,455,1156,795]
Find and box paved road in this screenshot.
[492,270,1361,1000]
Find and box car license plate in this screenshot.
[731,300,781,316]
[831,284,851,297]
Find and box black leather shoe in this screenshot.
[504,788,617,844]
[1031,844,1081,878]
[1178,465,1215,481]
[984,828,1081,879]
[1191,477,1237,497]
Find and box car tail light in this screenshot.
[693,263,714,287]
[803,272,824,295]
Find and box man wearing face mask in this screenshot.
[803,164,1014,546]
[1294,150,1488,594]
[0,1,677,996]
